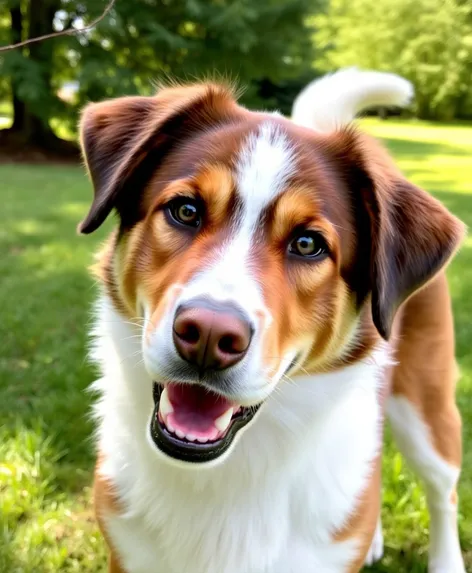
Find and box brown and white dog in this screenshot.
[79,69,466,573]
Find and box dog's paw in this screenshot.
[364,520,384,567]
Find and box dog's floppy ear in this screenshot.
[370,177,464,339]
[79,83,239,234]
[334,129,465,340]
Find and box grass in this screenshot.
[0,118,471,572]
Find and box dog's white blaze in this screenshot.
[179,120,295,313]
[236,121,295,232]
[92,298,391,573]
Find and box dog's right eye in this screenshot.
[288,230,328,260]
[166,198,202,229]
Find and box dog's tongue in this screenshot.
[163,383,235,440]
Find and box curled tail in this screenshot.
[291,68,414,132]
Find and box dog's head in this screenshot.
[80,83,464,465]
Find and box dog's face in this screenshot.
[80,83,463,465]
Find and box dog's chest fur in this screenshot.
[93,298,390,573]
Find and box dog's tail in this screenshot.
[291,67,414,132]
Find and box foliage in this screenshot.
[75,0,316,104]
[0,0,319,141]
[314,0,472,120]
[0,120,472,571]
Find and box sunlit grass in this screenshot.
[362,118,472,194]
[0,119,471,571]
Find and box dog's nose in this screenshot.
[173,303,252,371]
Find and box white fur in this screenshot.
[364,516,384,566]
[291,67,414,132]
[236,122,295,224]
[92,297,391,573]
[387,396,465,573]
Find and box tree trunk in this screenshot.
[23,0,59,146]
[1,0,78,160]
[10,3,26,131]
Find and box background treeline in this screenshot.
[1,0,471,155]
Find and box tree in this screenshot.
[73,0,318,109]
[0,0,78,157]
[314,0,472,120]
[0,0,319,158]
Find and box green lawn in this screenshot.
[0,119,471,572]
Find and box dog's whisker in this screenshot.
[118,349,143,367]
[120,334,144,342]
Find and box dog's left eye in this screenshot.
[167,198,202,228]
[289,231,328,259]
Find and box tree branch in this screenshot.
[0,0,117,53]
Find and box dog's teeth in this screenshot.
[167,422,176,433]
[186,434,197,442]
[159,387,174,417]
[196,436,209,443]
[175,429,185,439]
[214,407,233,432]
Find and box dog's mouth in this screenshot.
[150,383,261,463]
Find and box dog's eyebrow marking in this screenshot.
[236,122,295,233]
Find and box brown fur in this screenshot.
[108,554,127,573]
[93,457,126,572]
[392,273,462,466]
[335,457,382,572]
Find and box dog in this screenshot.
[79,69,466,573]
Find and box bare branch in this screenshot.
[0,0,117,53]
